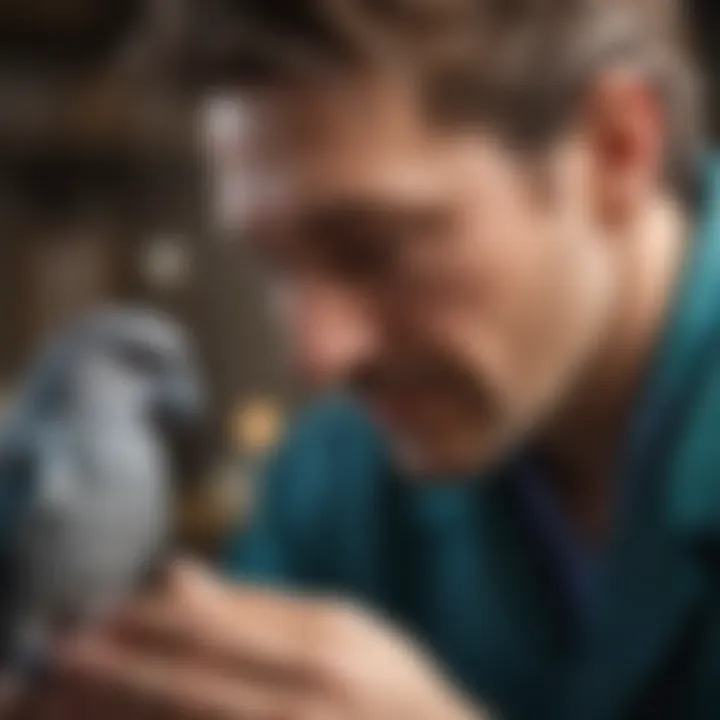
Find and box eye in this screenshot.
[313,217,403,281]
[328,234,395,279]
[307,203,451,282]
[113,345,167,376]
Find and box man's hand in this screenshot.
[36,561,482,719]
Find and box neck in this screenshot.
[539,194,690,542]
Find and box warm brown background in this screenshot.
[0,1,302,455]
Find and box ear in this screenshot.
[582,68,666,227]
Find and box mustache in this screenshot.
[348,360,500,411]
[349,363,442,396]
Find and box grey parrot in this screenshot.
[0,306,209,694]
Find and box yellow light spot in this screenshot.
[231,398,285,453]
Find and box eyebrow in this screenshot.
[238,195,451,257]
[300,197,450,243]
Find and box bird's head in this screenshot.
[74,307,213,490]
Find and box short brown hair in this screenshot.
[168,0,704,199]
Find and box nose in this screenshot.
[290,281,381,387]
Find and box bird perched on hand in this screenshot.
[0,306,210,698]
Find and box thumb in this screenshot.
[165,557,230,609]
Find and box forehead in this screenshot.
[208,78,430,168]
[202,78,504,231]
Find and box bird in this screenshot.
[0,306,210,702]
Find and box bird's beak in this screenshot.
[153,375,213,491]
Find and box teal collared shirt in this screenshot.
[226,162,720,720]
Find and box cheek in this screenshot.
[398,208,581,407]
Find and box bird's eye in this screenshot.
[114,345,167,376]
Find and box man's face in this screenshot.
[210,78,617,476]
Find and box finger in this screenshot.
[113,583,330,684]
[55,637,330,720]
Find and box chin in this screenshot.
[391,433,509,481]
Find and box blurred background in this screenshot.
[0,0,717,550]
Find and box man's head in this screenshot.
[186,0,702,475]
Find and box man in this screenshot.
[22,0,720,718]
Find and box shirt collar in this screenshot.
[624,157,720,543]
